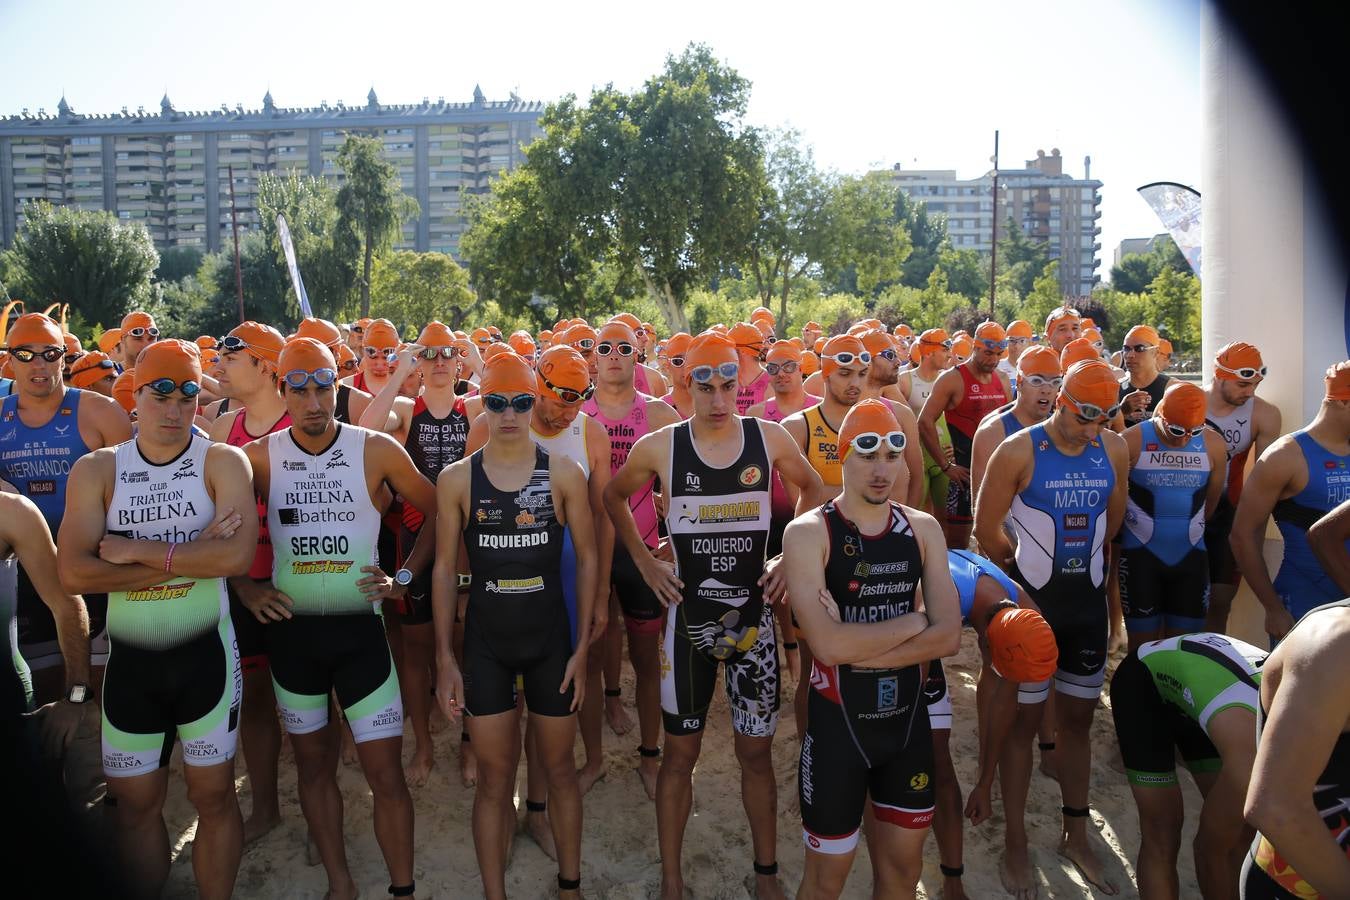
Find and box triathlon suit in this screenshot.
[1270,431,1350,620]
[1007,423,1114,699]
[529,418,589,645]
[737,370,771,414]
[1241,599,1350,898]
[582,394,664,633]
[223,407,291,672]
[663,416,778,736]
[0,389,108,672]
[1110,632,1264,787]
[350,370,370,393]
[334,384,354,424]
[909,369,952,507]
[460,446,574,717]
[1120,421,1212,633]
[939,549,1046,709]
[0,558,30,716]
[264,424,402,744]
[944,365,1008,525]
[659,391,689,420]
[997,405,1032,440]
[395,396,470,624]
[1205,398,1255,586]
[1120,373,1171,428]
[799,499,934,854]
[101,434,240,776]
[633,366,653,397]
[762,394,821,558]
[801,405,842,491]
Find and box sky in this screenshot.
[1,0,1202,280]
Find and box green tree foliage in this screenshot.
[894,190,947,289]
[0,201,159,323]
[1109,235,1191,293]
[370,251,478,335]
[934,245,987,302]
[258,171,358,321]
[1144,267,1201,353]
[996,218,1050,298]
[155,246,204,284]
[1016,260,1065,332]
[336,135,420,317]
[189,232,293,337]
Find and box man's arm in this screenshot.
[917,371,961,477]
[358,349,415,435]
[1244,615,1350,898]
[431,461,469,722]
[5,495,89,689]
[84,390,134,447]
[602,428,680,606]
[1102,430,1129,541]
[1251,396,1283,461]
[556,455,599,667]
[584,417,614,638]
[208,408,240,444]
[761,420,830,514]
[973,435,1030,566]
[341,385,377,427]
[370,432,438,577]
[1232,438,1301,638]
[888,400,925,507]
[1202,429,1229,519]
[463,412,489,456]
[969,417,1001,510]
[1196,708,1259,900]
[1309,497,1350,595]
[781,513,927,666]
[59,452,170,594]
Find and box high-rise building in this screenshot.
[879,148,1104,298]
[0,87,544,258]
[1113,234,1168,267]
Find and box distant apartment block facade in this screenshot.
[880,148,1104,298]
[1113,234,1168,267]
[0,87,544,258]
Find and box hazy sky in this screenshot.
[1,0,1202,278]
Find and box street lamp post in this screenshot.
[989,130,999,318]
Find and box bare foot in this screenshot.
[1000,845,1038,899]
[637,759,659,801]
[1058,833,1119,896]
[459,739,477,788]
[941,874,968,900]
[305,830,322,867]
[429,706,450,734]
[751,871,786,900]
[658,877,686,900]
[242,810,281,846]
[577,763,606,796]
[405,746,434,788]
[525,808,557,860]
[605,696,634,736]
[322,881,358,900]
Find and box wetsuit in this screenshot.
[1007,423,1114,699]
[1271,431,1350,620]
[223,407,291,672]
[1111,633,1264,787]
[662,416,778,737]
[395,396,469,624]
[0,389,107,672]
[1241,599,1350,898]
[582,394,663,632]
[1120,373,1171,428]
[799,500,933,853]
[943,365,1007,524]
[1204,397,1255,586]
[461,446,574,717]
[1120,421,1212,633]
[264,424,402,743]
[101,435,240,776]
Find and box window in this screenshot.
[229,133,250,141]
[71,136,99,146]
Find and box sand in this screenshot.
[132,614,1226,900]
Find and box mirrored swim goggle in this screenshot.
[483,393,536,414]
[283,368,338,389]
[145,377,202,397]
[5,346,64,363]
[1061,389,1120,423]
[541,377,594,405]
[688,362,739,383]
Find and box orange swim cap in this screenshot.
[112,371,136,412]
[683,332,739,381]
[1325,361,1350,401]
[294,317,343,348]
[820,334,868,376]
[508,330,536,357]
[916,329,951,357]
[134,339,202,391]
[1059,338,1101,370]
[987,607,1058,683]
[479,352,538,398]
[98,328,123,355]
[6,313,64,349]
[765,342,803,366]
[417,321,456,347]
[277,337,337,377]
[1017,346,1062,380]
[224,321,285,364]
[838,398,902,463]
[728,322,766,355]
[1123,325,1160,349]
[1006,320,1034,340]
[120,310,156,333]
[1156,381,1207,430]
[536,345,591,398]
[69,352,118,389]
[363,319,401,350]
[1060,359,1121,415]
[1213,341,1264,381]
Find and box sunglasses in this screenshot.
[1159,418,1199,439]
[145,377,201,397]
[1021,374,1063,389]
[7,347,65,363]
[571,338,596,351]
[1122,343,1157,354]
[283,368,338,389]
[764,360,800,376]
[689,362,739,383]
[125,326,159,339]
[350,325,365,334]
[542,377,594,405]
[1216,362,1266,380]
[1062,390,1121,423]
[850,430,907,455]
[363,346,397,359]
[595,341,634,357]
[483,393,536,414]
[822,351,871,367]
[418,346,458,361]
[977,338,1009,352]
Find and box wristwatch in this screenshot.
[67,683,90,704]
[394,568,414,587]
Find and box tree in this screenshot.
[258,170,358,321]
[894,189,947,289]
[155,246,204,284]
[0,201,158,324]
[996,218,1050,298]
[934,245,987,302]
[336,135,419,317]
[821,173,910,298]
[1109,235,1192,293]
[1145,267,1201,353]
[195,232,292,336]
[370,251,479,334]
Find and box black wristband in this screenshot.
[1038,741,1055,751]
[604,688,621,698]
[525,799,546,813]
[637,745,661,758]
[940,864,964,878]
[558,874,581,891]
[1062,805,1090,818]
[389,882,415,897]
[753,861,778,876]
[782,642,798,651]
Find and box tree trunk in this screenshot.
[637,265,689,333]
